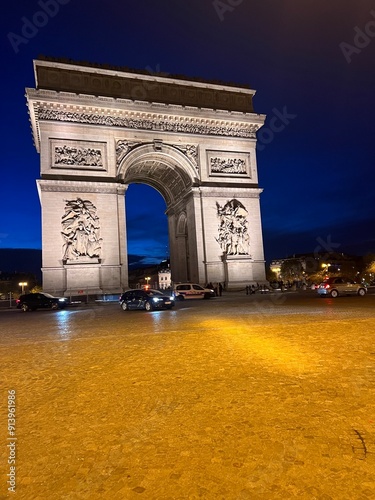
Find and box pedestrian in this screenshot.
[219,282,223,296]
[246,285,249,295]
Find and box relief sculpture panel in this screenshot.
[51,140,107,171]
[61,198,102,263]
[211,157,246,174]
[207,151,251,178]
[216,199,250,256]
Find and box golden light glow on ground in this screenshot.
[1,301,374,498]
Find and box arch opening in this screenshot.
[117,143,197,209]
[125,183,169,271]
[122,156,194,285]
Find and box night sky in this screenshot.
[2,0,375,269]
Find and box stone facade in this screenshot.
[27,58,266,294]
[158,268,172,290]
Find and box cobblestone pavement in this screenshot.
[1,292,375,499]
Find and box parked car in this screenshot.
[16,293,70,311]
[173,283,215,300]
[119,289,175,311]
[317,277,367,298]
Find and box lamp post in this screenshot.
[321,263,330,278]
[19,282,28,294]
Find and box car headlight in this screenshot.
[59,298,68,302]
[152,297,161,302]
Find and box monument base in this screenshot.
[223,255,266,290]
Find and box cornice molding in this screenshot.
[26,88,262,119]
[26,88,265,150]
[198,186,263,198]
[37,179,126,195]
[37,105,259,137]
[34,59,256,95]
[33,60,256,114]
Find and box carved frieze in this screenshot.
[51,140,107,171]
[115,140,144,166]
[39,106,259,138]
[172,144,199,168]
[61,198,102,263]
[115,139,199,169]
[207,151,251,178]
[215,199,250,256]
[55,146,102,167]
[115,140,131,162]
[211,157,246,174]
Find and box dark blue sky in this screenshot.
[1,0,375,267]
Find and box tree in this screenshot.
[364,254,375,282]
[266,267,277,282]
[280,259,304,281]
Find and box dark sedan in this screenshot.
[119,289,175,311]
[16,293,70,311]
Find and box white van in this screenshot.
[173,283,215,300]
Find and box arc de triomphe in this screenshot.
[26,58,266,295]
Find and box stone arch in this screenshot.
[175,211,189,281]
[118,145,196,283]
[176,212,187,236]
[28,58,267,294]
[117,143,198,208]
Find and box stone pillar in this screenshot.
[118,185,128,290]
[37,180,125,296]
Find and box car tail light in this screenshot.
[324,284,330,289]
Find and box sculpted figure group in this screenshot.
[61,198,102,261]
[216,199,250,256]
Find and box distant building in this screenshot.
[270,252,362,281]
[0,271,38,297]
[158,268,172,290]
[128,261,172,290]
[128,265,158,289]
[269,260,283,279]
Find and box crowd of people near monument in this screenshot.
[206,282,223,296]
[245,283,269,294]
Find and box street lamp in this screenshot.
[19,282,28,294]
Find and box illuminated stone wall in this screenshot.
[27,59,266,294]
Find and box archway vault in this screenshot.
[117,144,197,207]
